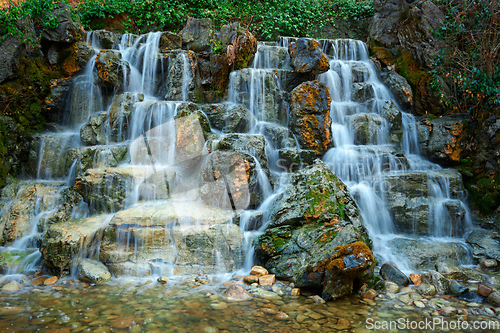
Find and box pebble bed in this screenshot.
[1,276,500,333]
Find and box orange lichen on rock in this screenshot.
[444,123,466,162]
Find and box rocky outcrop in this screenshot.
[380,70,413,110]
[77,258,111,283]
[80,112,108,146]
[99,200,244,276]
[94,50,130,89]
[109,92,145,142]
[200,150,267,209]
[41,215,111,274]
[255,160,372,300]
[200,103,253,133]
[350,113,385,145]
[41,2,79,43]
[288,38,329,76]
[467,230,500,261]
[380,100,404,145]
[164,50,196,101]
[289,81,332,155]
[383,169,468,236]
[417,114,470,166]
[179,17,214,53]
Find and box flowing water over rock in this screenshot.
[0,27,485,331]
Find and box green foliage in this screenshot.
[75,0,373,40]
[431,0,500,118]
[0,0,63,45]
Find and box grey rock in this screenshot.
[448,279,468,295]
[488,291,500,306]
[288,38,330,76]
[89,30,120,49]
[254,45,290,69]
[258,124,293,149]
[421,270,449,295]
[350,113,385,145]
[210,133,268,168]
[417,283,436,296]
[351,83,375,103]
[380,71,413,110]
[80,112,108,146]
[387,238,469,270]
[380,100,403,145]
[277,148,316,172]
[77,258,111,283]
[436,262,483,282]
[41,3,78,43]
[159,32,182,51]
[179,17,214,53]
[466,229,500,261]
[380,262,409,286]
[108,92,145,142]
[164,50,195,101]
[200,103,253,133]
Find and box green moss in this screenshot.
[466,174,500,214]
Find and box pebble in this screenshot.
[243,275,259,284]
[250,266,268,276]
[210,302,228,310]
[488,291,500,306]
[262,308,278,315]
[30,277,48,286]
[385,281,400,293]
[259,274,275,286]
[275,311,290,320]
[43,276,58,286]
[417,283,436,296]
[157,276,169,284]
[110,317,135,329]
[335,318,351,330]
[2,281,20,291]
[410,273,422,286]
[362,289,377,300]
[413,301,425,308]
[311,295,325,304]
[478,284,494,297]
[480,258,498,268]
[440,307,458,317]
[291,288,301,296]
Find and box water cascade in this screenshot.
[0,32,474,284]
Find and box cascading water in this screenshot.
[0,31,475,283]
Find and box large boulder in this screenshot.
[466,230,500,261]
[77,258,111,283]
[419,114,470,166]
[159,32,182,51]
[350,113,385,145]
[200,103,253,133]
[199,150,268,209]
[288,38,330,76]
[94,50,130,89]
[387,238,470,270]
[41,215,110,275]
[80,112,108,146]
[380,71,413,110]
[41,2,79,43]
[99,200,244,276]
[108,92,144,142]
[289,81,332,155]
[255,160,372,299]
[179,17,214,53]
[0,182,66,246]
[66,144,129,178]
[382,169,468,236]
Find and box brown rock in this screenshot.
[43,276,58,286]
[275,311,290,320]
[110,317,135,329]
[250,266,268,276]
[410,273,422,286]
[157,276,169,284]
[259,274,275,286]
[30,277,48,286]
[262,308,279,315]
[291,288,301,296]
[222,284,252,301]
[243,275,259,284]
[311,295,326,304]
[362,289,377,300]
[335,318,351,330]
[478,284,494,297]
